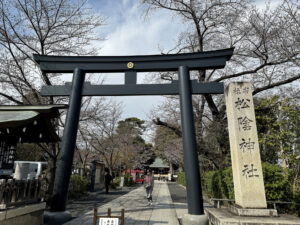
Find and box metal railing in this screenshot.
[0,178,42,209]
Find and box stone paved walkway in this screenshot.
[66,186,137,218]
[64,181,181,225]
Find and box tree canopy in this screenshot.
[144,0,300,170]
[0,0,105,198]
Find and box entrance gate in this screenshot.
[34,48,233,218]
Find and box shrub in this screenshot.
[262,162,292,201]
[114,176,121,185]
[202,163,297,213]
[68,174,90,200]
[262,163,294,213]
[292,191,300,216]
[203,171,217,198]
[221,167,234,199]
[176,172,186,187]
[124,173,134,186]
[202,169,233,200]
[111,176,121,189]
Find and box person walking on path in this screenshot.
[104,167,111,194]
[144,170,154,205]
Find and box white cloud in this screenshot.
[87,0,185,120]
[99,1,184,55]
[254,0,282,10]
[87,0,284,121]
[114,96,164,119]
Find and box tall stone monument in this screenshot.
[205,82,300,224]
[225,82,267,209]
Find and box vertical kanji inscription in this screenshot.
[226,82,267,208]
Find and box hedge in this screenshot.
[178,163,299,215]
[68,174,90,200]
[124,173,134,186]
[176,172,186,187]
[202,163,293,201]
[201,163,299,214]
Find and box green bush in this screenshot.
[292,191,300,216]
[262,162,292,201]
[262,163,294,213]
[221,167,234,199]
[111,176,121,189]
[176,172,186,187]
[124,173,134,186]
[202,163,299,214]
[114,176,121,185]
[203,171,217,198]
[202,163,293,201]
[68,174,90,200]
[202,169,233,201]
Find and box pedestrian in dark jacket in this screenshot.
[104,168,111,194]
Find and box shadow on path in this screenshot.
[66,186,139,218]
[167,182,187,203]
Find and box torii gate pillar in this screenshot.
[179,66,208,224]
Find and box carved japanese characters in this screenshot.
[226,82,267,208]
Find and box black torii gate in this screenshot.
[34,48,233,221]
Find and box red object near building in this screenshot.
[123,169,144,183]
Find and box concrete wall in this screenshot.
[0,202,46,225]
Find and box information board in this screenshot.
[99,218,119,225]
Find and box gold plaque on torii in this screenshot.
[127,62,134,69]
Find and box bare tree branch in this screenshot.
[152,117,182,137]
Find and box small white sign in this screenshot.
[99,218,119,225]
[120,177,124,187]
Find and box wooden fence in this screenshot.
[0,179,42,209]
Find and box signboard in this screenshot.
[99,218,119,225]
[120,177,124,187]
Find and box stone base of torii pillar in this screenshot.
[182,214,209,225]
[44,211,72,225]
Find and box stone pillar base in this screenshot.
[206,208,300,225]
[228,204,278,217]
[182,213,208,225]
[44,210,72,225]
